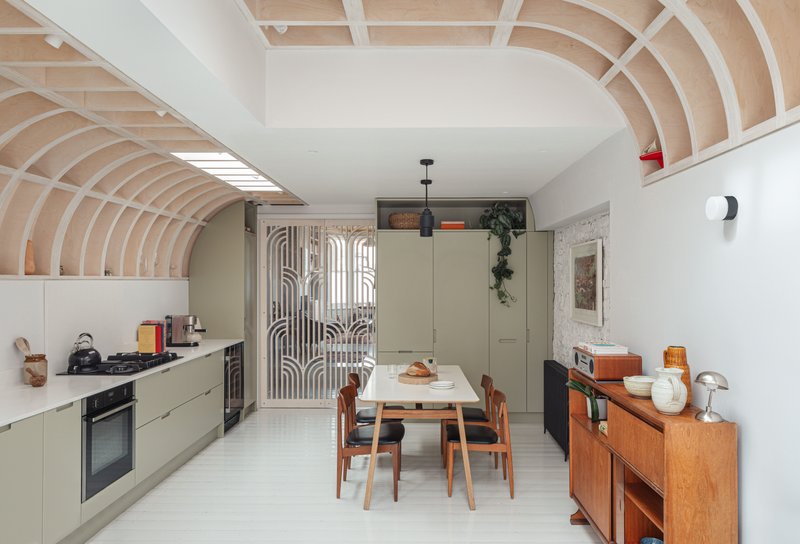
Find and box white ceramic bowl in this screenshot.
[623,375,656,399]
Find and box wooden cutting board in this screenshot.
[398,372,438,385]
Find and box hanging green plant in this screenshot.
[479,203,526,306]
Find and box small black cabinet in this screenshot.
[543,359,569,461]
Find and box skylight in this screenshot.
[171,152,280,193]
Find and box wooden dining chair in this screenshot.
[347,372,406,424]
[445,389,514,499]
[336,384,405,501]
[440,374,496,467]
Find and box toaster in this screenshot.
[573,348,642,381]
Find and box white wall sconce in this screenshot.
[43,34,63,49]
[705,196,738,221]
[155,110,167,118]
[273,25,288,35]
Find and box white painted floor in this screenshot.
[90,409,601,543]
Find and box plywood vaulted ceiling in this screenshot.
[238,0,800,182]
[0,0,302,279]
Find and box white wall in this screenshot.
[265,49,622,129]
[0,279,188,379]
[531,126,800,542]
[141,0,266,120]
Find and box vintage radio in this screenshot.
[573,347,642,381]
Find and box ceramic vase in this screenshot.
[651,367,687,415]
[663,345,692,403]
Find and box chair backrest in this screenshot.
[347,372,361,390]
[480,374,495,419]
[491,389,511,445]
[337,384,358,450]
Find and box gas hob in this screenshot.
[61,352,182,375]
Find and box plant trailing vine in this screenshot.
[479,203,525,306]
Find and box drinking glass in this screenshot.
[387,364,397,379]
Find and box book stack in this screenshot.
[138,320,167,353]
[577,341,629,355]
[440,221,465,230]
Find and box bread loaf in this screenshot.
[406,361,431,377]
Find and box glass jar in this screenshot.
[23,354,47,387]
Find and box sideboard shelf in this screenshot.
[568,369,738,544]
[625,482,664,532]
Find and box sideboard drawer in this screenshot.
[607,402,664,490]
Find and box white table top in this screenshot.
[360,365,479,404]
[0,339,241,428]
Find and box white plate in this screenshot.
[429,380,455,389]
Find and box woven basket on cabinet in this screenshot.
[388,212,421,230]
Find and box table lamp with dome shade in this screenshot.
[694,371,729,422]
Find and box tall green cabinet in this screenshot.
[375,199,552,413]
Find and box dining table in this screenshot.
[359,364,481,510]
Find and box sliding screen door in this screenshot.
[260,221,375,407]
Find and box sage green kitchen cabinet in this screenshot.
[433,231,489,393]
[489,234,527,413]
[0,414,43,544]
[190,201,256,413]
[526,232,552,413]
[43,401,81,544]
[376,231,433,352]
[137,384,223,483]
[377,351,432,365]
[137,349,223,428]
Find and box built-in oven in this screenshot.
[82,382,136,502]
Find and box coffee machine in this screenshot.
[165,315,206,347]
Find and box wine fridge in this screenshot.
[224,342,244,431]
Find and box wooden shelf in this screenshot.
[625,482,664,532]
[570,413,609,447]
[376,198,528,231]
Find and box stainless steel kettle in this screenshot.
[68,332,101,371]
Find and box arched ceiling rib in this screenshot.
[238,0,800,183]
[0,0,303,278]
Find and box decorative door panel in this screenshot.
[260,221,375,407]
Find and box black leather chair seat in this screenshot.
[445,424,498,445]
[460,407,489,422]
[356,405,405,424]
[347,423,406,446]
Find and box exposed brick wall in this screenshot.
[553,212,611,366]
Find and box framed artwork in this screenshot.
[570,239,603,326]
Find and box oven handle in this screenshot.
[89,399,137,423]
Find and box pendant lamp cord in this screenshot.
[425,164,429,207]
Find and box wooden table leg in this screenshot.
[456,403,476,510]
[363,402,383,510]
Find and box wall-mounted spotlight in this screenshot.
[44,34,63,49]
[273,25,288,35]
[705,196,738,221]
[155,110,167,118]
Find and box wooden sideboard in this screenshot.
[568,369,738,543]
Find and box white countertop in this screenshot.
[360,365,480,404]
[0,339,242,428]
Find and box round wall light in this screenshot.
[705,196,738,221]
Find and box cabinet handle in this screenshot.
[205,389,213,396]
[398,350,413,353]
[56,402,74,412]
[498,338,517,343]
[161,411,172,419]
[433,329,437,343]
[161,367,171,373]
[0,424,10,434]
[526,329,530,343]
[205,353,212,358]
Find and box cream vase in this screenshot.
[651,367,688,415]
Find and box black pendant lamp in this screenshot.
[419,159,434,237]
